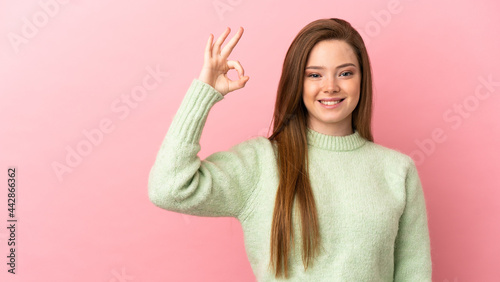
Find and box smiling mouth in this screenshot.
[319,98,345,105]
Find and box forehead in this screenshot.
[306,40,358,66]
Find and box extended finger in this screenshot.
[221,27,243,59]
[213,27,231,57]
[204,33,213,61]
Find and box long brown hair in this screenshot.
[267,18,374,278]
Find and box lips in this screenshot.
[319,98,345,102]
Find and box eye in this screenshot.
[340,71,353,77]
[307,73,320,78]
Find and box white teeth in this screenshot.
[320,100,342,105]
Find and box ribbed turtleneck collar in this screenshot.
[306,127,367,151]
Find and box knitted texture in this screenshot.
[148,78,432,281]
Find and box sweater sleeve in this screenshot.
[393,158,433,281]
[148,78,262,218]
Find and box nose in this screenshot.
[323,76,340,93]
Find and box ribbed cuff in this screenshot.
[166,78,224,144]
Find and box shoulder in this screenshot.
[362,141,416,174]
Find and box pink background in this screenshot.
[1,0,499,281]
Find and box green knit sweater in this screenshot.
[148,78,432,281]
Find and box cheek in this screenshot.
[346,81,361,99]
[350,90,360,105]
[351,90,361,108]
[302,83,315,101]
[303,81,320,94]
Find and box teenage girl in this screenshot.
[149,18,432,281]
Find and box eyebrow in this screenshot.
[305,63,357,70]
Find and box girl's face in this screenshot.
[302,39,361,136]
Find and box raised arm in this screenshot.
[393,158,433,281]
[148,27,261,218]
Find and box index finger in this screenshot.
[221,27,244,58]
[204,33,214,61]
